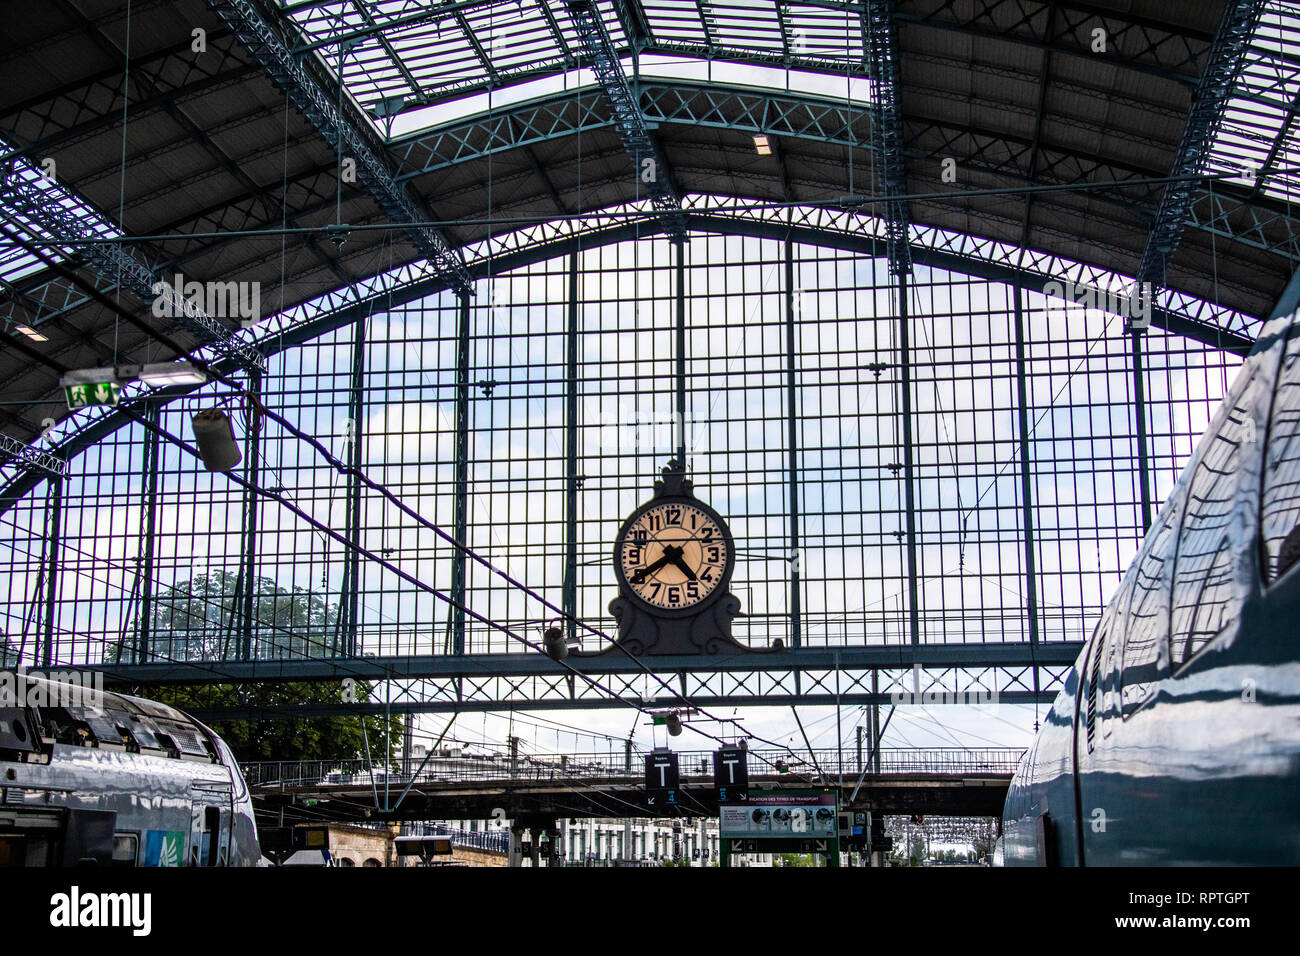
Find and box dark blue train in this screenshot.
[1002,303,1300,865]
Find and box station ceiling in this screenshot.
[0,0,1297,448]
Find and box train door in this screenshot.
[190,784,233,866]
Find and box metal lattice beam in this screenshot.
[0,434,66,479]
[864,0,910,275]
[0,169,264,372]
[204,0,473,294]
[1,206,1260,520]
[1136,0,1268,289]
[565,0,686,242]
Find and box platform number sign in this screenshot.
[712,747,749,801]
[645,751,679,808]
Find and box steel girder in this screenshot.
[75,642,1080,715]
[385,78,1300,268]
[0,32,257,166]
[903,118,1300,267]
[0,167,264,372]
[1187,185,1300,262]
[1136,0,1267,289]
[204,0,473,293]
[0,205,1258,519]
[864,0,909,276]
[565,0,686,241]
[390,81,872,180]
[0,435,65,479]
[190,688,1057,717]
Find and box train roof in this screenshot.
[1,675,222,764]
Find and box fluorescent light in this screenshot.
[59,367,117,388]
[15,325,48,342]
[136,361,208,387]
[754,134,771,155]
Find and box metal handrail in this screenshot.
[240,747,1025,788]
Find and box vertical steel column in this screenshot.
[898,270,920,654]
[675,240,687,466]
[448,290,471,655]
[42,473,62,667]
[564,253,580,644]
[239,368,262,661]
[785,237,802,650]
[137,400,161,664]
[1131,330,1154,532]
[1013,288,1041,696]
[342,316,366,657]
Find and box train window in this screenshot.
[1120,496,1179,717]
[0,835,24,867]
[1170,373,1262,668]
[1262,331,1300,582]
[112,833,139,867]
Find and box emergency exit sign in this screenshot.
[64,382,120,409]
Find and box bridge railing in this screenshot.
[240,747,1025,788]
[410,824,509,854]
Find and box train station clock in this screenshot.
[601,459,750,656]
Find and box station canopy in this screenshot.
[1,0,1298,448]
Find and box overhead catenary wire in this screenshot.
[1,165,1284,253]
[1,225,815,776]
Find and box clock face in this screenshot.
[616,501,731,612]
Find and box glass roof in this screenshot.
[0,146,122,299]
[277,0,867,129]
[1206,0,1300,204]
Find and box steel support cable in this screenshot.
[0,228,844,771]
[8,165,1290,248]
[0,231,811,764]
[113,405,666,723]
[0,515,384,701]
[0,514,377,668]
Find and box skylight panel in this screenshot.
[0,147,121,291]
[1205,0,1300,202]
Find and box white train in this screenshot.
[0,675,259,866]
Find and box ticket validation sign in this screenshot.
[719,790,837,840]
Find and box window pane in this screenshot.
[1121,499,1179,715]
[1170,372,1262,667]
[1262,330,1300,580]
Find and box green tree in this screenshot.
[111,569,337,664]
[110,572,401,763]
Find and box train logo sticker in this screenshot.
[143,830,185,867]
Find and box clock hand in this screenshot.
[631,551,673,584]
[671,556,697,581]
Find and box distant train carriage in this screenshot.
[0,677,259,866]
[1002,302,1300,865]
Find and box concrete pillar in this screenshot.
[508,826,523,868]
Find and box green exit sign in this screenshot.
[64,382,120,409]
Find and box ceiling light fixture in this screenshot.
[135,361,208,388]
[754,134,772,155]
[15,325,49,342]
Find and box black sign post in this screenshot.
[645,750,680,808]
[712,747,749,802]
